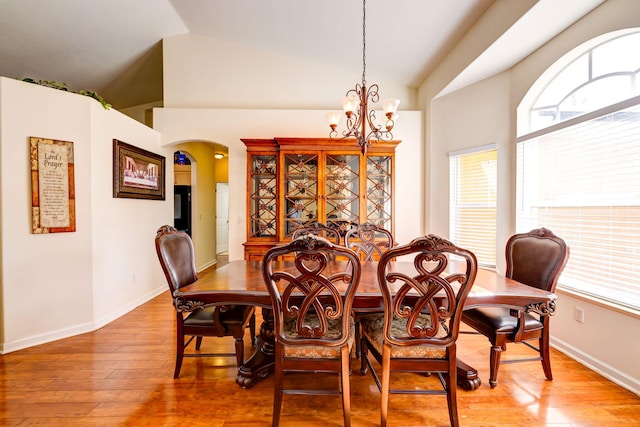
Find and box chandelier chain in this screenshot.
[361,0,366,86]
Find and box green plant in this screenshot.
[20,78,111,110]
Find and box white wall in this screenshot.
[0,77,173,352]
[430,73,514,263]
[423,0,640,394]
[153,108,423,262]
[90,105,174,325]
[162,33,416,110]
[157,33,424,262]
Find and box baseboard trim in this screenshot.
[198,259,217,272]
[93,286,167,330]
[551,337,640,396]
[1,286,166,354]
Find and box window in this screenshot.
[449,146,497,267]
[518,31,640,310]
[530,32,640,132]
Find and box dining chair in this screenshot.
[344,222,394,358]
[291,221,342,246]
[155,225,256,378]
[461,227,569,388]
[359,234,478,427]
[262,233,362,427]
[344,221,394,262]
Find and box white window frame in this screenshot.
[517,30,640,312]
[449,144,497,268]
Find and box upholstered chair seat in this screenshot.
[184,305,255,328]
[359,313,447,359]
[463,307,544,334]
[283,315,356,359]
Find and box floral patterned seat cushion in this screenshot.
[359,313,447,359]
[282,314,355,359]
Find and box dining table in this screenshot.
[173,259,557,390]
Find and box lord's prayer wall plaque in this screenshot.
[30,137,76,233]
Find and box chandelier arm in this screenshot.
[343,85,364,140]
[366,110,381,135]
[359,84,368,142]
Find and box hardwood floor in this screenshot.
[1,281,639,426]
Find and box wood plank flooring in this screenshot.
[2,270,639,425]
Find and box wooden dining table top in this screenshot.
[174,260,557,316]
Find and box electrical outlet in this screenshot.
[574,306,585,323]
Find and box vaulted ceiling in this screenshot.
[0,0,604,109]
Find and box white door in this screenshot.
[216,183,230,254]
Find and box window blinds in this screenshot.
[449,147,497,267]
[516,97,640,310]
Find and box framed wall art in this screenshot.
[113,139,165,200]
[30,137,76,233]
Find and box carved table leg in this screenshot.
[236,308,275,388]
[456,358,482,391]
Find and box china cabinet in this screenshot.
[242,137,399,260]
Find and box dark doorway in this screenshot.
[174,185,192,236]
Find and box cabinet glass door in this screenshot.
[366,155,392,230]
[248,155,277,237]
[283,153,318,237]
[325,154,359,236]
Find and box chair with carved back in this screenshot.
[344,222,394,262]
[461,227,569,388]
[292,221,342,244]
[344,222,395,357]
[292,222,343,260]
[262,234,362,427]
[155,225,256,378]
[359,234,477,427]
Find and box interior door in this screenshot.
[216,182,229,254]
[174,185,191,236]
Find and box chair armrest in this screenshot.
[509,309,526,342]
[212,306,227,336]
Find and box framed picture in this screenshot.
[30,137,76,233]
[113,139,165,200]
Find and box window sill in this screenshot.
[556,286,640,319]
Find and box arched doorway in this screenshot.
[173,150,193,236]
[171,142,229,270]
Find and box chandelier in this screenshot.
[326,0,399,154]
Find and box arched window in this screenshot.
[529,31,640,132]
[516,30,640,311]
